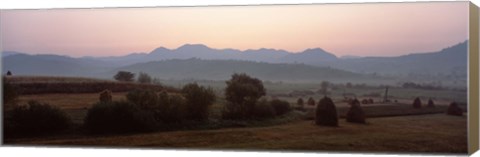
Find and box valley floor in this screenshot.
[6,114,467,154]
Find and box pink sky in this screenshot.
[0,2,469,57]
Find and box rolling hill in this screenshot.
[1,41,467,85]
[112,58,373,83]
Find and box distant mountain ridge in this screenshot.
[2,40,468,84]
[111,58,375,83]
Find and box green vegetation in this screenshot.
[252,99,276,119]
[182,83,216,121]
[4,76,172,95]
[137,72,152,84]
[7,114,467,154]
[114,71,135,82]
[223,73,266,120]
[270,99,291,116]
[84,101,156,134]
[3,77,18,110]
[126,89,159,109]
[3,75,468,153]
[4,100,72,137]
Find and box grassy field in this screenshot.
[4,76,175,94]
[5,76,468,154]
[6,114,467,154]
[17,92,460,124]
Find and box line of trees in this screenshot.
[114,71,160,84]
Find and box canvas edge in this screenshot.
[469,1,480,155]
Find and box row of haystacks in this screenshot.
[314,96,465,127]
[412,97,435,108]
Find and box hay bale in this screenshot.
[315,96,338,126]
[361,99,369,104]
[427,99,435,107]
[307,97,316,106]
[346,99,366,124]
[99,89,112,103]
[368,98,374,104]
[413,97,422,108]
[446,102,463,116]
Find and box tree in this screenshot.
[114,71,135,82]
[6,70,12,76]
[320,81,330,96]
[270,99,291,116]
[182,83,216,121]
[137,72,152,84]
[126,89,158,110]
[223,73,266,119]
[315,96,338,126]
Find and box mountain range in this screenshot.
[2,41,467,84]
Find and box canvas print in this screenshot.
[1,2,471,154]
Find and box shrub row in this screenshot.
[84,83,216,134]
[4,101,72,137]
[222,98,292,120]
[8,82,175,95]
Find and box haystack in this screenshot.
[346,99,366,124]
[446,102,463,116]
[413,97,422,108]
[315,96,338,126]
[99,89,112,103]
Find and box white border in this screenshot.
[0,0,473,9]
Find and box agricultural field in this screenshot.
[6,114,467,154]
[3,76,468,154]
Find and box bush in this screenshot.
[99,89,112,103]
[346,99,366,124]
[413,97,422,108]
[315,96,338,126]
[427,99,435,107]
[270,99,291,116]
[4,101,71,137]
[154,93,187,124]
[446,102,463,116]
[182,83,216,121]
[3,78,18,110]
[253,99,276,119]
[114,71,135,82]
[126,89,158,109]
[84,101,156,134]
[137,72,152,84]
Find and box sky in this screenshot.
[0,2,469,57]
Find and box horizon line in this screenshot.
[2,39,468,59]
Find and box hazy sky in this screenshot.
[0,2,469,57]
